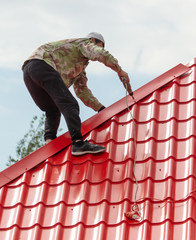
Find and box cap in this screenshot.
[87,32,105,45]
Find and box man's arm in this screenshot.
[80,40,133,95]
[73,71,105,112]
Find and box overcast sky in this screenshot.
[0,0,196,171]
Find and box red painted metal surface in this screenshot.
[0,60,196,240]
[0,63,189,188]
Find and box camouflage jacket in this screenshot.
[22,38,122,111]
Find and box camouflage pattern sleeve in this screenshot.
[80,40,122,73]
[73,70,103,111]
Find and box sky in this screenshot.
[0,0,196,171]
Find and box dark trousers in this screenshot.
[23,59,83,142]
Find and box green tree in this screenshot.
[7,114,62,167]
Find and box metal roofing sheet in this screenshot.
[0,63,189,188]
[0,59,196,240]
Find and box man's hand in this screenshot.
[118,69,130,83]
[98,106,105,112]
[118,69,133,96]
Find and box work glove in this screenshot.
[98,106,105,112]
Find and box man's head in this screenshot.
[87,32,105,48]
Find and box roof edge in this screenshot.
[81,63,190,134]
[0,63,190,188]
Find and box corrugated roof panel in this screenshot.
[1,60,196,239]
[2,197,196,226]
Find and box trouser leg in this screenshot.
[23,59,83,142]
[23,64,61,140]
[44,111,61,141]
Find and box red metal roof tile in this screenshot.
[1,59,196,239]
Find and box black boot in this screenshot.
[72,140,105,156]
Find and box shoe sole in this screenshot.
[72,148,105,156]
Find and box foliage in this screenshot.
[7,114,62,167]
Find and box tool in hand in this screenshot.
[121,77,135,102]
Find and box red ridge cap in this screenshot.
[82,64,189,132]
[0,63,190,188]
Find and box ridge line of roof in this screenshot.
[0,63,190,188]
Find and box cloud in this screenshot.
[0,0,196,75]
[0,105,8,116]
[108,0,196,74]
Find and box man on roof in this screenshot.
[22,32,133,156]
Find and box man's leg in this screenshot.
[23,59,83,142]
[23,61,61,142]
[23,59,105,155]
